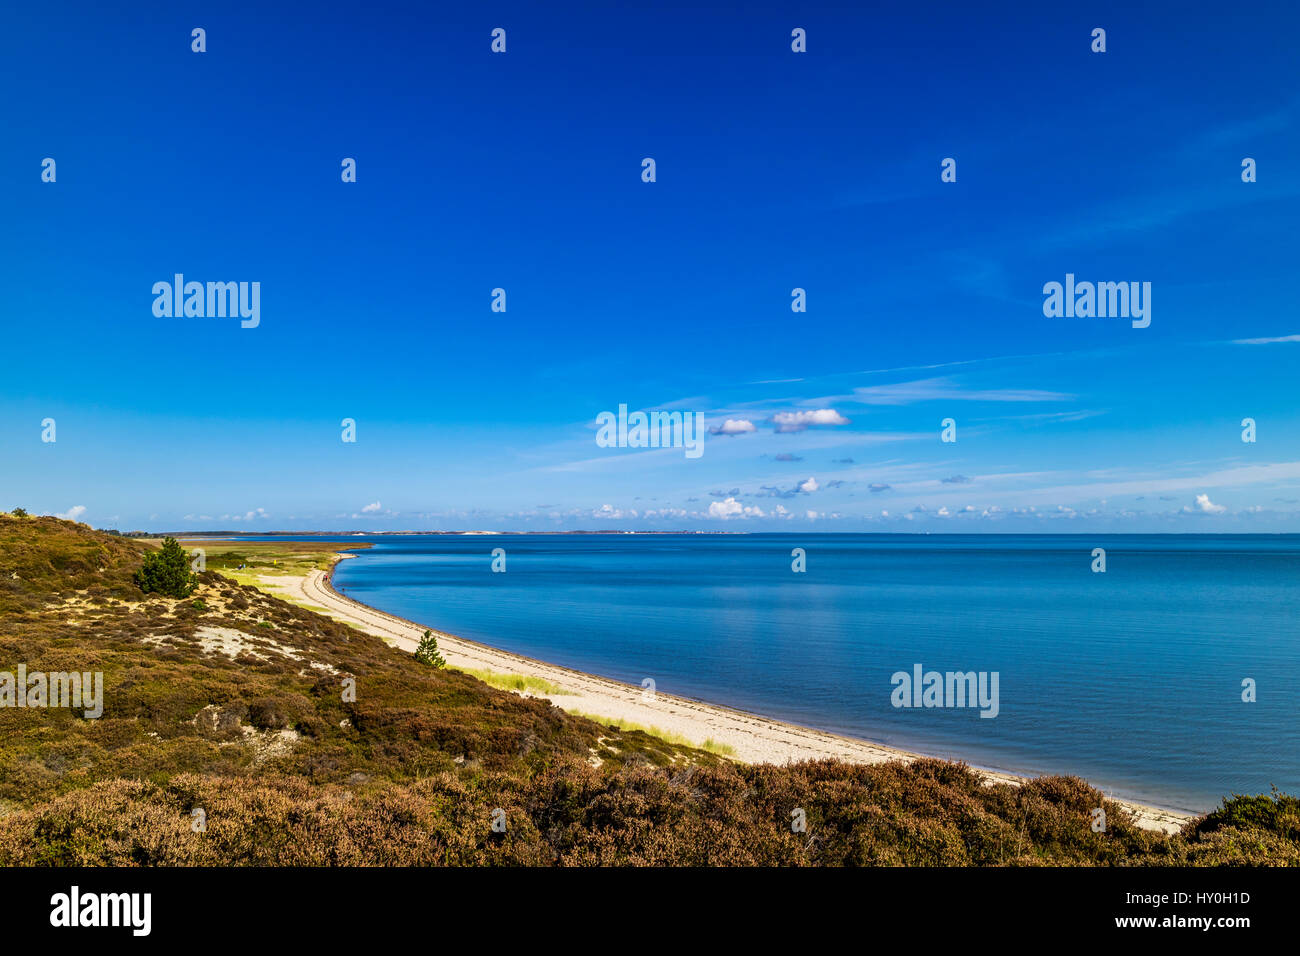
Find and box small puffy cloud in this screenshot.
[709,498,743,518]
[771,409,850,433]
[54,505,87,521]
[868,483,891,493]
[593,504,637,519]
[708,488,740,498]
[708,497,764,519]
[361,501,382,513]
[1188,493,1227,515]
[757,476,822,498]
[643,507,687,519]
[936,506,951,516]
[941,474,971,484]
[709,419,757,436]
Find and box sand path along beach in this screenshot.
[253,555,1193,835]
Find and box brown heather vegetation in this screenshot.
[0,514,1296,866]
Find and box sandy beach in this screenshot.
[254,554,1192,835]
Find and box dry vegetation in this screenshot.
[1,515,1296,866]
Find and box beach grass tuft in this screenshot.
[563,709,736,756]
[455,666,572,696]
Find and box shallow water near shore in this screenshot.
[245,533,1298,813]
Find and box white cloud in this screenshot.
[361,501,382,513]
[798,476,819,493]
[772,409,850,433]
[54,505,86,521]
[1190,493,1227,514]
[708,497,764,519]
[592,504,638,519]
[642,507,687,519]
[709,418,757,436]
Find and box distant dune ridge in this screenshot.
[1,513,1296,866]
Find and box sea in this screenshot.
[243,533,1299,813]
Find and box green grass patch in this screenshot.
[454,667,572,696]
[562,709,736,756]
[176,539,368,580]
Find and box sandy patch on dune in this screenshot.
[144,625,339,675]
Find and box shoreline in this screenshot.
[253,552,1194,835]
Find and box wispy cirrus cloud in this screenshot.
[841,377,1073,406]
[1232,333,1300,345]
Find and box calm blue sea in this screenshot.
[246,533,1298,813]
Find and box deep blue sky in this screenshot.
[3,1,1298,531]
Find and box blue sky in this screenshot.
[3,0,1298,531]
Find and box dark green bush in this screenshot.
[134,536,197,598]
[414,630,446,668]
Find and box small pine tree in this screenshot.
[134,536,198,598]
[414,630,446,668]
[10,507,28,517]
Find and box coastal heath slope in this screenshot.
[255,553,1190,835]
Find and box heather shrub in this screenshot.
[1,518,1297,868]
[1192,789,1300,841]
